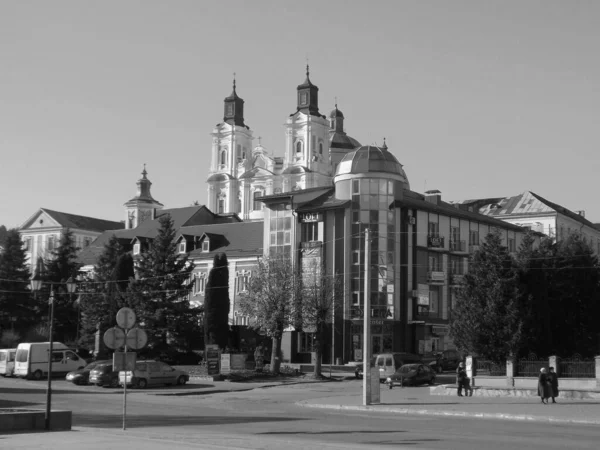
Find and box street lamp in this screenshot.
[30,275,77,431]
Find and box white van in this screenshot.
[14,342,86,380]
[0,348,16,377]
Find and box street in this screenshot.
[1,376,600,449]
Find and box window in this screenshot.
[253,191,263,211]
[298,332,315,352]
[193,272,207,296]
[311,135,316,153]
[237,270,251,293]
[219,150,227,166]
[428,254,440,272]
[469,230,479,245]
[300,221,318,242]
[202,240,210,252]
[428,222,439,237]
[450,226,460,242]
[52,352,63,363]
[83,237,92,248]
[218,198,225,214]
[319,142,323,155]
[47,235,56,251]
[508,238,516,253]
[296,141,302,155]
[133,243,140,255]
[269,205,292,257]
[450,256,463,275]
[178,242,186,253]
[236,144,241,160]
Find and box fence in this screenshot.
[558,354,596,378]
[476,359,505,376]
[517,353,547,377]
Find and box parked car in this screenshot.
[66,360,109,385]
[89,362,120,388]
[0,349,16,377]
[386,363,436,388]
[355,353,422,380]
[422,350,462,373]
[15,342,86,380]
[119,360,189,389]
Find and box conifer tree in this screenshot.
[203,253,230,349]
[0,229,33,334]
[449,230,524,363]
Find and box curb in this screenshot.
[295,401,600,425]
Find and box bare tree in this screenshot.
[237,255,299,374]
[299,260,344,378]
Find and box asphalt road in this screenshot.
[1,376,599,449]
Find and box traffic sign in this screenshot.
[113,351,137,371]
[116,307,136,329]
[125,328,148,350]
[103,327,125,349]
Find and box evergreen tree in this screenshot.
[203,253,230,350]
[449,230,524,363]
[0,225,8,247]
[0,229,33,334]
[79,235,133,353]
[43,228,82,343]
[127,214,197,353]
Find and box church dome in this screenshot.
[330,107,344,119]
[334,145,409,188]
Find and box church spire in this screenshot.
[224,73,246,127]
[296,64,320,117]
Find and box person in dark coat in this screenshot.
[538,367,551,404]
[456,362,467,397]
[548,366,559,403]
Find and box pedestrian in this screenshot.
[456,362,467,397]
[548,366,559,403]
[254,343,265,372]
[538,367,551,404]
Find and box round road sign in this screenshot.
[103,327,125,350]
[116,307,136,329]
[126,328,148,350]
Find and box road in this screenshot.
[1,376,599,449]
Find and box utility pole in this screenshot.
[363,228,372,405]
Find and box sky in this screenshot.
[1,0,599,229]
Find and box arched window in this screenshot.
[319,142,323,155]
[220,150,227,166]
[218,198,225,214]
[296,141,302,154]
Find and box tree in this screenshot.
[79,235,134,354]
[0,229,33,334]
[0,225,8,247]
[127,214,197,353]
[43,228,82,343]
[449,230,524,363]
[237,255,299,374]
[517,232,600,356]
[203,253,230,350]
[299,260,343,377]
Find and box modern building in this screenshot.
[19,208,124,270]
[453,191,600,254]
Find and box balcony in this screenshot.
[427,271,446,285]
[449,240,467,254]
[427,235,445,250]
[449,273,465,286]
[468,244,480,253]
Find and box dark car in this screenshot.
[423,350,462,373]
[385,363,436,388]
[89,362,120,388]
[65,360,108,385]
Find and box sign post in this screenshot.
[103,307,147,431]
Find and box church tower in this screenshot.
[207,77,253,215]
[124,166,164,229]
[283,66,332,191]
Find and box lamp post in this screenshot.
[30,275,77,431]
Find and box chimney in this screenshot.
[576,210,585,218]
[425,190,442,205]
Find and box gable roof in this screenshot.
[21,208,124,232]
[185,222,263,259]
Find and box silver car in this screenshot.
[119,360,189,389]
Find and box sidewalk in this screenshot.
[297,383,600,425]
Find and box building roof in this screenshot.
[329,131,361,150]
[185,222,263,259]
[295,188,350,212]
[258,186,332,208]
[21,208,124,233]
[394,190,525,231]
[475,191,598,230]
[335,145,409,188]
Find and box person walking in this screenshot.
[538,367,551,404]
[456,362,467,397]
[548,366,559,403]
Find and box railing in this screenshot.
[476,360,505,376]
[427,235,445,249]
[517,353,547,377]
[558,354,596,378]
[449,240,467,252]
